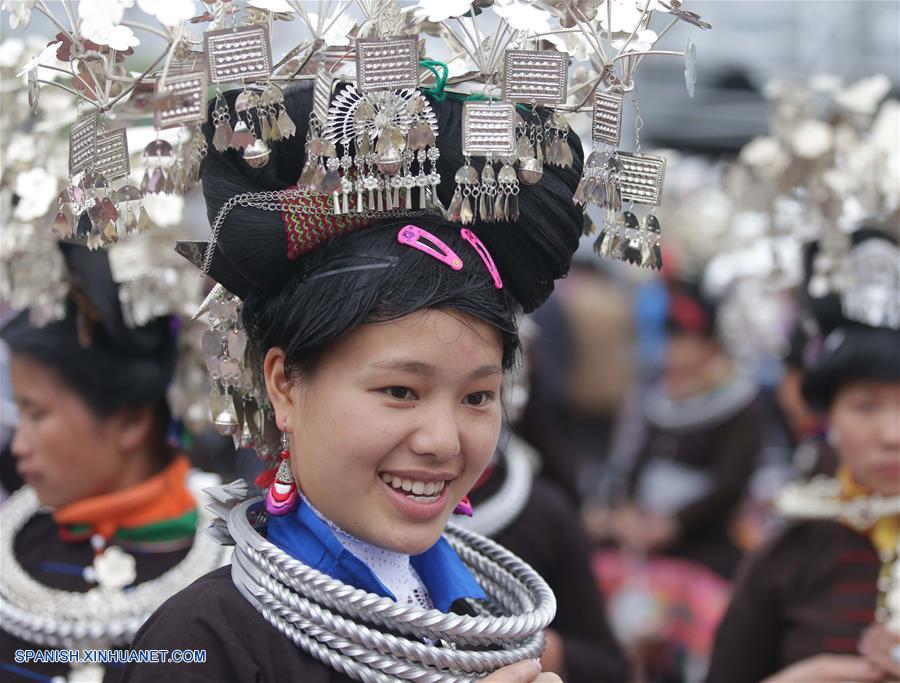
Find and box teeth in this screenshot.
[379,474,447,497]
[409,494,440,503]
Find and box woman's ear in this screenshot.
[264,347,296,432]
[112,405,156,453]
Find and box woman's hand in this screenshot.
[859,623,900,678]
[761,654,883,682]
[482,660,562,682]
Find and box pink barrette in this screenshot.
[397,225,463,270]
[460,229,503,289]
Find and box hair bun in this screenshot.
[199,84,585,312]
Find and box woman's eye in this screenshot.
[851,400,877,414]
[384,386,416,400]
[464,391,494,407]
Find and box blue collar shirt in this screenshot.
[267,499,486,613]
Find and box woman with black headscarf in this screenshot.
[0,244,227,683]
[707,229,900,683]
[122,72,587,682]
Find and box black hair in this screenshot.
[200,82,584,380]
[799,227,900,407]
[801,326,900,409]
[243,219,520,381]
[0,244,177,461]
[664,278,718,338]
[2,308,177,417]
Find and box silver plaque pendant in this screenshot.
[204,26,273,85]
[94,129,131,181]
[355,35,419,93]
[69,113,99,176]
[592,90,624,146]
[462,102,516,158]
[613,151,666,206]
[154,71,209,130]
[312,63,334,129]
[502,49,569,105]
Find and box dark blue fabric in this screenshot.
[267,499,485,612]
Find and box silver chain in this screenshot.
[201,190,432,276]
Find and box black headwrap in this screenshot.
[1,243,177,416]
[800,229,900,408]
[190,82,585,314]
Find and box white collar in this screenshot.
[301,492,432,609]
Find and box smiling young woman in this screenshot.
[122,77,584,683]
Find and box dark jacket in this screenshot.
[123,565,486,682]
[470,452,629,682]
[707,519,883,683]
[1,512,192,683]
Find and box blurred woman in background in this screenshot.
[0,243,226,683]
[708,229,900,683]
[585,278,763,681]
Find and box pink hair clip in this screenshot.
[397,225,463,270]
[460,229,503,289]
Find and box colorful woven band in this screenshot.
[281,189,369,260]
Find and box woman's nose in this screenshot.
[409,405,461,460]
[879,407,900,448]
[10,427,31,459]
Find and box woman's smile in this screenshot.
[378,471,454,521]
[264,309,503,555]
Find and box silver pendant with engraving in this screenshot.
[94,129,131,181]
[355,35,419,93]
[69,113,98,176]
[502,50,568,105]
[204,26,272,85]
[614,152,666,206]
[592,90,624,146]
[462,102,516,157]
[154,71,209,130]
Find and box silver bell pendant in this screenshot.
[243,139,271,168]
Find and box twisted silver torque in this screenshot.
[226,498,556,682]
[0,486,228,650]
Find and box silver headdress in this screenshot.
[6,0,710,264]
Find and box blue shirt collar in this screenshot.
[267,499,485,612]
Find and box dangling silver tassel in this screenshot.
[621,211,642,265]
[643,214,664,270]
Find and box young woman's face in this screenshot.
[266,310,504,555]
[663,332,721,399]
[830,380,900,495]
[9,354,155,508]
